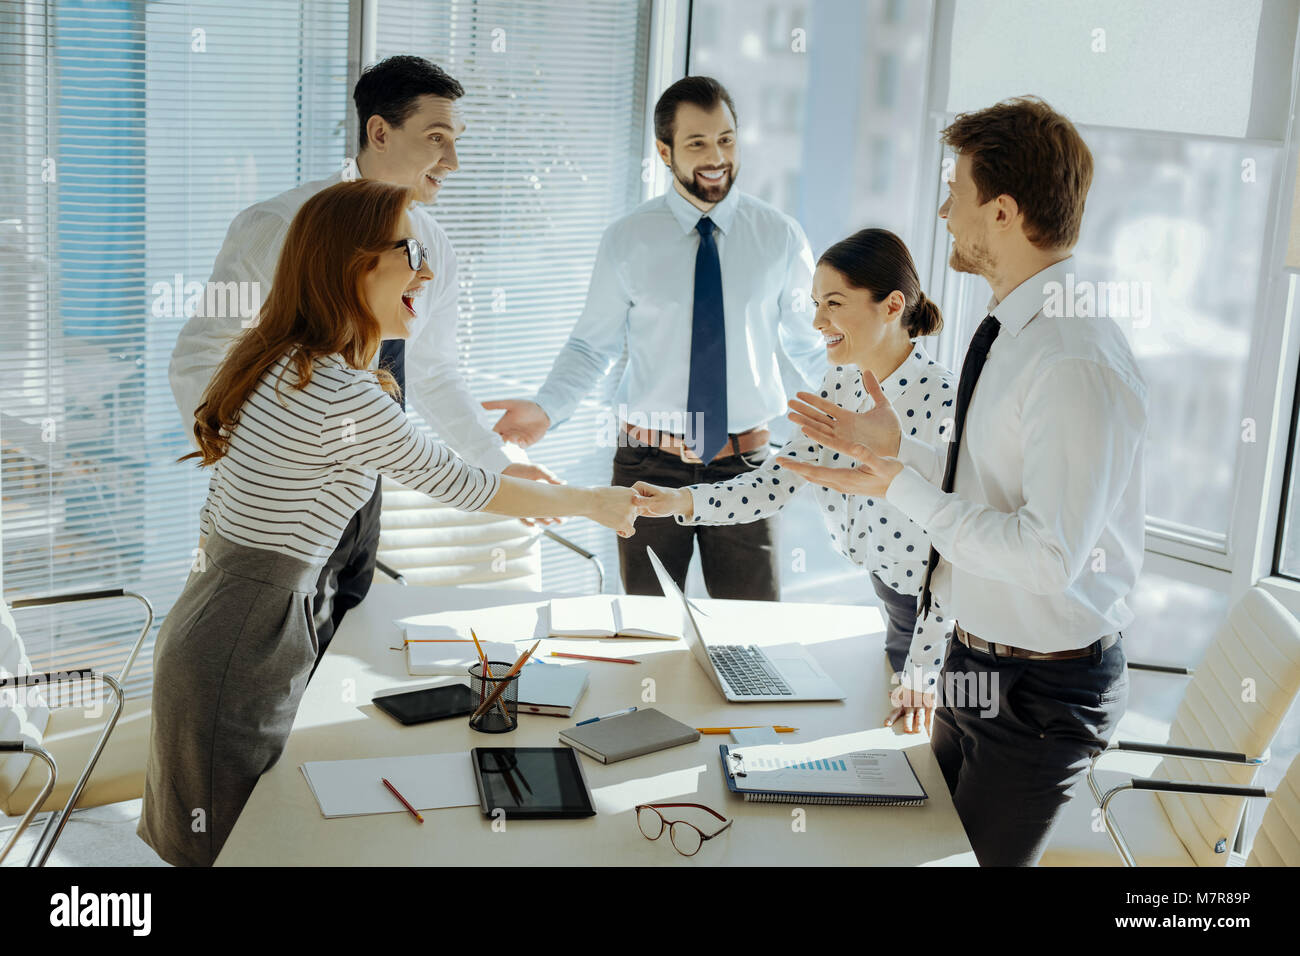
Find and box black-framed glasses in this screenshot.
[393,237,431,271]
[635,803,733,857]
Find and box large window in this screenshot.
[688,0,933,603]
[0,0,351,696]
[931,126,1279,556]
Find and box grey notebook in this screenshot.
[558,708,700,764]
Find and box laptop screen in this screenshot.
[645,547,725,687]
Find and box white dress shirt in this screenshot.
[533,186,825,431]
[677,348,958,681]
[169,166,518,472]
[886,256,1148,679]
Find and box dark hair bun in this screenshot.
[906,293,944,338]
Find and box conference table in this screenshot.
[217,577,976,866]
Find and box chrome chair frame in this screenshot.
[1,588,153,866]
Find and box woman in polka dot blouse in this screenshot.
[635,228,956,732]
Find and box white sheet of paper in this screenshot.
[300,752,479,818]
[730,727,783,745]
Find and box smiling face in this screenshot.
[657,100,739,208]
[939,151,997,277]
[363,211,435,340]
[361,94,463,204]
[811,263,906,369]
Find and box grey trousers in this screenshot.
[137,532,321,867]
[869,572,919,674]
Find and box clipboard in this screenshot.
[720,744,928,806]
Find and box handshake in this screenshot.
[584,482,698,539]
[584,370,909,539]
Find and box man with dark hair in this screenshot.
[171,55,558,664]
[783,96,1147,866]
[486,75,823,599]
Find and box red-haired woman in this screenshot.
[138,180,640,866]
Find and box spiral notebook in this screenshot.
[719,744,928,806]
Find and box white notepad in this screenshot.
[300,753,479,818]
[548,595,682,639]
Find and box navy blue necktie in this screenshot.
[686,216,727,462]
[379,339,406,409]
[918,314,1000,617]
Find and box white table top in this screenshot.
[217,579,976,866]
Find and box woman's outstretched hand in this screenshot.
[630,482,693,519]
[589,486,643,538]
[787,369,902,458]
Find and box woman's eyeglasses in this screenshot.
[634,803,733,857]
[393,237,431,271]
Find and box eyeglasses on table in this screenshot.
[634,802,733,857]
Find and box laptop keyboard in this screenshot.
[709,645,794,696]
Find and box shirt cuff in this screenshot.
[885,465,944,528]
[481,444,517,473]
[531,392,564,430]
[898,432,940,480]
[673,486,706,525]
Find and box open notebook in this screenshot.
[548,595,682,640]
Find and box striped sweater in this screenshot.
[197,352,500,564]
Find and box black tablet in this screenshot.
[373,684,473,725]
[471,747,597,819]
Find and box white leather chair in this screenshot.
[1041,586,1300,866]
[1247,752,1300,866]
[376,477,606,592]
[0,588,152,866]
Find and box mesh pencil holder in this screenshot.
[468,661,520,733]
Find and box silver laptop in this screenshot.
[646,548,845,703]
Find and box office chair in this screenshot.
[376,477,606,592]
[0,588,153,866]
[1041,586,1300,866]
[1094,750,1300,867]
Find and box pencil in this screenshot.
[382,777,423,823]
[549,651,640,665]
[695,726,798,734]
[471,639,541,720]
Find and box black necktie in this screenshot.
[686,216,727,461]
[917,314,1000,617]
[379,339,406,409]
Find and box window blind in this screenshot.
[372,0,653,594]
[0,0,352,698]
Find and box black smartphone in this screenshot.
[373,684,474,725]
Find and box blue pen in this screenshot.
[577,706,637,726]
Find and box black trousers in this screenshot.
[308,474,382,676]
[930,632,1128,866]
[869,572,918,674]
[611,443,779,600]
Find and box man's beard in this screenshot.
[673,157,738,204]
[948,234,994,276]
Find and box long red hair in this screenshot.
[187,179,411,465]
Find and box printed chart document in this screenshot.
[548,595,682,640]
[721,742,928,805]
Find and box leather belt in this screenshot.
[954,622,1119,661]
[622,423,770,464]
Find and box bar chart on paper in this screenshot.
[723,744,927,800]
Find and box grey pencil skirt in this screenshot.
[137,531,322,867]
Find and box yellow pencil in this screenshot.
[471,639,541,720]
[695,725,798,734]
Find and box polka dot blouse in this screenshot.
[675,342,957,690]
